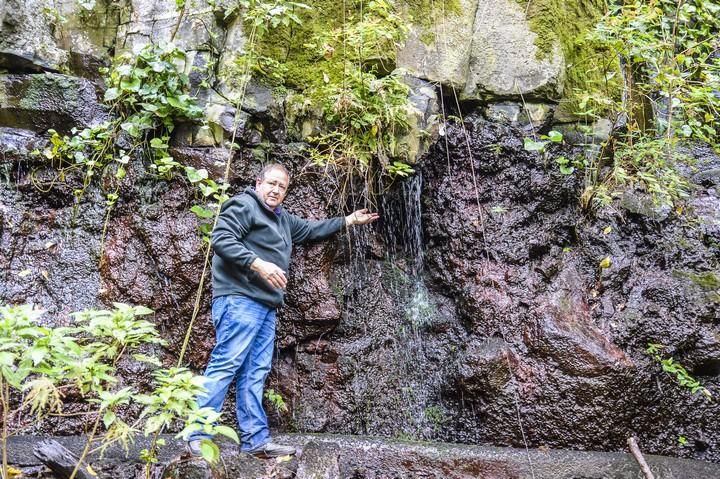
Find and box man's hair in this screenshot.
[257,163,290,182]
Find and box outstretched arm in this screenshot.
[345,208,380,226]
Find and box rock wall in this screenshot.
[2,0,720,469]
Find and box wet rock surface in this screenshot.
[2,93,720,469]
[418,114,720,461]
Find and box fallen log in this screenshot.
[627,436,655,479]
[33,439,97,479]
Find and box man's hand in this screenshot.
[250,258,287,289]
[345,208,380,226]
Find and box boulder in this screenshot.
[0,74,107,132]
[0,127,46,164]
[396,0,478,88]
[0,0,67,72]
[619,190,672,221]
[456,337,515,396]
[463,0,565,99]
[295,441,341,479]
[52,0,121,76]
[116,0,223,54]
[525,267,634,377]
[398,75,440,164]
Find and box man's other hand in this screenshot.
[345,208,380,226]
[250,258,287,289]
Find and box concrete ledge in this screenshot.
[8,434,720,478]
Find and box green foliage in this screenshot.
[387,161,415,177]
[264,388,289,414]
[34,43,226,238]
[524,131,580,176]
[675,271,720,290]
[594,0,720,145]
[230,0,416,180]
[582,138,691,209]
[315,0,408,64]
[138,368,238,464]
[578,0,719,210]
[523,130,564,154]
[422,405,446,429]
[309,68,412,176]
[0,303,236,472]
[646,343,712,400]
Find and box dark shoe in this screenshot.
[187,439,203,457]
[245,442,296,458]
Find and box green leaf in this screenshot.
[0,351,16,367]
[104,88,120,102]
[132,353,162,366]
[546,130,563,143]
[523,138,546,152]
[120,77,142,92]
[213,425,239,443]
[200,439,220,463]
[166,96,184,109]
[103,410,116,428]
[150,137,168,149]
[29,347,47,365]
[120,122,141,138]
[133,305,154,316]
[185,167,208,184]
[190,205,215,219]
[559,165,575,175]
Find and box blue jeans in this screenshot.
[188,294,276,451]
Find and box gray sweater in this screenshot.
[211,188,344,307]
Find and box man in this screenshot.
[187,163,379,458]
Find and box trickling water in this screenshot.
[380,174,424,278]
[380,174,432,332]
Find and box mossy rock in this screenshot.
[0,74,107,132]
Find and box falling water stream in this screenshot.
[339,172,450,439]
[380,173,433,333]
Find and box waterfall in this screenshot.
[380,173,432,332]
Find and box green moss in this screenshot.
[518,0,622,118]
[403,0,462,45]
[232,0,461,92]
[674,271,720,290]
[249,0,346,94]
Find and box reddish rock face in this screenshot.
[525,266,634,377]
[3,100,720,466]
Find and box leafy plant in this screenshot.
[231,0,416,184]
[34,43,223,243]
[0,303,237,477]
[264,388,289,414]
[308,68,412,177]
[646,343,712,400]
[578,0,719,210]
[422,405,446,430]
[137,368,239,464]
[523,130,564,154]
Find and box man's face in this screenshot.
[255,168,289,209]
